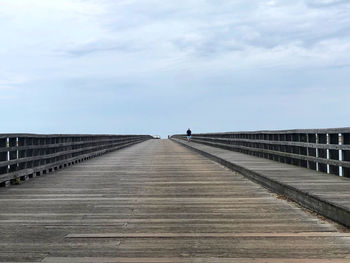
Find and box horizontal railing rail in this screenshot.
[172,128,350,177]
[0,134,152,186]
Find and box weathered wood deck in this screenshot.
[172,137,350,228]
[1,140,350,262]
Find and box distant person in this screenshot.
[186,128,192,142]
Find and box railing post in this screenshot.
[326,134,330,174]
[306,134,310,169]
[16,137,19,170]
[316,133,319,172]
[6,137,9,173]
[339,133,343,177]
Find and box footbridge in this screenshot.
[1,129,350,262]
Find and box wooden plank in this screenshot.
[173,138,350,226]
[66,232,350,238]
[41,258,350,263]
[1,140,350,262]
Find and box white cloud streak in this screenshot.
[1,0,350,78]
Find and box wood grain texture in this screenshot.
[1,140,350,262]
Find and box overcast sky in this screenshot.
[0,0,349,137]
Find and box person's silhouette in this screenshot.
[186,128,192,142]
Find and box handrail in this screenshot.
[0,134,152,186]
[172,127,350,177]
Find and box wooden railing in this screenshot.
[172,128,350,177]
[0,134,152,186]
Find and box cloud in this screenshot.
[62,37,147,57]
[0,0,349,135]
[306,0,350,7]
[0,74,28,89]
[63,0,350,63]
[2,0,349,70]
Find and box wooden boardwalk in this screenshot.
[172,138,350,228]
[1,140,350,262]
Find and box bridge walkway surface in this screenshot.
[172,138,350,228]
[1,140,350,262]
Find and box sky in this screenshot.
[0,0,349,138]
